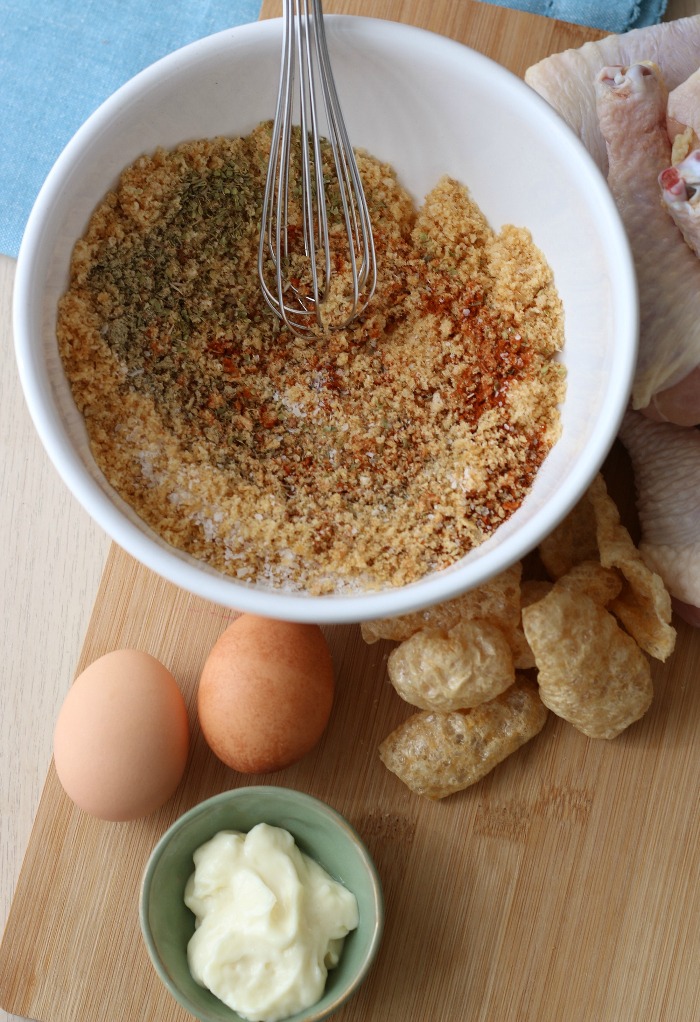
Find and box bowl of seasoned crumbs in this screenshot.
[14,17,637,623]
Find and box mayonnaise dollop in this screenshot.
[184,823,359,1022]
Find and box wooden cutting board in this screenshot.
[2,2,699,1021]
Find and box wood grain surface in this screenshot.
[1,2,699,1021]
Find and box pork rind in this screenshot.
[553,559,623,606]
[387,619,515,711]
[522,588,653,740]
[361,563,522,647]
[378,676,547,799]
[505,579,550,671]
[509,579,553,670]
[520,579,554,607]
[537,473,676,661]
[509,623,537,671]
[587,474,676,662]
[538,496,598,579]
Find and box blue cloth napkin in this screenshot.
[0,1,262,259]
[478,0,668,31]
[0,0,670,258]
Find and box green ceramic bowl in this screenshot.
[139,787,384,1022]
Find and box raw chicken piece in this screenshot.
[667,65,700,157]
[525,16,700,175]
[618,410,700,626]
[527,22,700,620]
[528,23,700,428]
[643,366,700,427]
[660,149,700,256]
[596,63,700,422]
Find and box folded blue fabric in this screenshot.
[0,1,262,259]
[0,0,669,258]
[478,0,668,32]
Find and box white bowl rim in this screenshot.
[13,15,638,624]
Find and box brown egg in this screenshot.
[198,615,334,773]
[53,649,189,822]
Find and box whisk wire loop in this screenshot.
[258,0,376,336]
[298,0,329,309]
[315,9,374,302]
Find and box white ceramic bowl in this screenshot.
[14,17,637,624]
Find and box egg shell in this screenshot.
[53,649,189,822]
[197,615,334,774]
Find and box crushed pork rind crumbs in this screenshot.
[57,122,565,594]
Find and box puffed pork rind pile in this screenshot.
[364,473,676,799]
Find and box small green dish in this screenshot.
[139,786,384,1022]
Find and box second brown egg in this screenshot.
[197,615,334,773]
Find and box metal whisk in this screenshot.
[258,0,376,336]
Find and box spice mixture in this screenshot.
[57,122,566,594]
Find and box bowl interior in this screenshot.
[140,788,383,1022]
[14,17,637,622]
